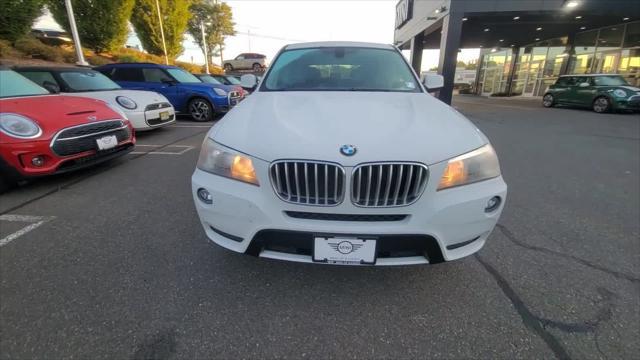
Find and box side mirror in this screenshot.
[240,74,258,90]
[422,74,444,92]
[42,81,60,94]
[578,82,590,88]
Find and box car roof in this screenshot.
[13,65,93,72]
[95,63,175,69]
[559,74,624,77]
[284,41,395,50]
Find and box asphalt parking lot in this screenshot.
[1,97,638,359]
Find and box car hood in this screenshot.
[212,92,487,166]
[68,90,172,110]
[0,95,122,140]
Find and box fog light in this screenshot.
[31,156,45,167]
[197,188,213,204]
[485,196,501,212]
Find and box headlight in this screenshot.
[0,113,42,138]
[213,88,228,96]
[106,103,129,120]
[437,144,501,191]
[116,96,137,109]
[612,89,627,98]
[197,138,259,185]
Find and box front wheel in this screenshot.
[252,63,262,72]
[542,94,555,108]
[188,98,214,122]
[592,97,611,113]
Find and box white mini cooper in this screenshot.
[15,66,175,131]
[192,42,507,266]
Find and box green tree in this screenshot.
[0,0,44,42]
[187,0,235,63]
[47,0,135,53]
[130,0,191,59]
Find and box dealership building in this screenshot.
[394,0,640,103]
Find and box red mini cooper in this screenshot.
[0,69,135,191]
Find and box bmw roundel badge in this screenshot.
[340,144,357,156]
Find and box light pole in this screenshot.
[64,0,88,66]
[201,21,209,74]
[155,0,169,64]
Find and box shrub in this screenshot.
[0,0,44,42]
[175,61,201,74]
[87,55,112,66]
[0,39,24,58]
[14,36,66,62]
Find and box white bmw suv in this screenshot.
[192,42,507,266]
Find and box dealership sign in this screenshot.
[395,0,413,29]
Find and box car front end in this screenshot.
[608,87,640,111]
[191,42,507,266]
[0,93,134,187]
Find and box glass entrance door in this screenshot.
[594,51,620,73]
[523,60,544,96]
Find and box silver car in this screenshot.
[223,53,266,72]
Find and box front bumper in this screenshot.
[0,127,135,179]
[126,105,176,130]
[191,160,507,266]
[615,95,640,111]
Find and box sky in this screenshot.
[34,0,479,70]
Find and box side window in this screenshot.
[555,77,569,86]
[112,68,144,82]
[236,55,245,60]
[565,77,578,86]
[143,68,172,83]
[18,71,58,87]
[575,77,588,86]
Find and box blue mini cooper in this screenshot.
[96,63,242,121]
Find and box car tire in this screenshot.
[188,98,214,122]
[592,96,611,113]
[224,63,233,72]
[542,94,555,108]
[252,63,262,72]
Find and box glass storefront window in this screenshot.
[571,30,598,74]
[597,25,624,50]
[623,21,640,48]
[619,49,640,86]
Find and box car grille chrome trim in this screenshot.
[269,160,345,206]
[351,162,429,207]
[145,102,172,111]
[49,119,130,156]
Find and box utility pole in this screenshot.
[201,21,209,74]
[247,29,251,51]
[64,0,88,66]
[155,0,169,64]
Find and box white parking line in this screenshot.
[131,144,195,155]
[171,125,212,128]
[0,215,55,247]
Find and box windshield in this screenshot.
[262,47,421,92]
[224,76,241,85]
[198,75,223,85]
[593,76,629,86]
[0,70,50,98]
[166,68,202,83]
[59,71,121,92]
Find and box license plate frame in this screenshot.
[312,235,377,265]
[96,135,118,151]
[159,111,170,121]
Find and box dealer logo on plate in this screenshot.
[330,240,362,254]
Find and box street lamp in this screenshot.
[201,21,209,74]
[64,0,88,66]
[155,0,169,64]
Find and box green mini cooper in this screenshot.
[543,74,640,113]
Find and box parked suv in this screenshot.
[192,42,507,266]
[96,63,241,121]
[223,53,266,72]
